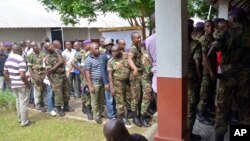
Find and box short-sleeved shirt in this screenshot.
[199,33,214,54]
[145,34,156,73]
[45,52,66,78]
[107,53,130,81]
[27,52,46,72]
[188,40,202,71]
[84,54,102,83]
[4,53,27,88]
[129,45,142,70]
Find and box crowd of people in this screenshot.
[1,8,250,141]
[0,29,157,128]
[187,8,250,141]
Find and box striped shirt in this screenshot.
[84,54,102,83]
[4,53,27,88]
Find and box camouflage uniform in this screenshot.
[107,53,130,116]
[74,50,91,107]
[215,25,250,137]
[140,51,152,115]
[198,33,216,113]
[122,51,132,111]
[27,52,46,106]
[129,45,143,113]
[45,52,70,106]
[187,40,202,131]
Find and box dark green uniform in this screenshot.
[215,25,250,137]
[129,45,143,112]
[140,51,152,115]
[27,52,46,106]
[187,40,202,131]
[108,53,130,116]
[198,33,216,113]
[45,52,70,106]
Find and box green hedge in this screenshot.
[0,90,16,110]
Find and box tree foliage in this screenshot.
[188,0,218,20]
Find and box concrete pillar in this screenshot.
[218,0,229,19]
[154,0,189,141]
[45,28,52,41]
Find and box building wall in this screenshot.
[0,28,47,42]
[0,28,102,43]
[62,28,102,41]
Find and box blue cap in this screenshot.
[4,41,12,47]
[82,39,91,45]
[195,22,205,30]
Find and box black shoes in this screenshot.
[141,114,151,127]
[86,105,93,120]
[63,102,74,112]
[133,111,142,127]
[190,133,201,141]
[95,116,102,124]
[56,106,65,116]
[82,104,87,114]
[197,112,214,126]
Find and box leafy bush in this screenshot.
[0,90,16,110]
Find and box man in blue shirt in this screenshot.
[100,38,116,119]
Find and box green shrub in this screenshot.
[0,90,16,110]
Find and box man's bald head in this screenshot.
[53,40,61,49]
[12,44,22,55]
[103,119,130,141]
[117,39,126,51]
[43,42,52,50]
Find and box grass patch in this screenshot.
[0,110,146,141]
[0,90,16,110]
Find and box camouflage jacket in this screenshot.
[27,52,46,73]
[188,40,202,70]
[45,52,66,78]
[108,53,130,81]
[129,45,142,70]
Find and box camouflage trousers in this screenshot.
[198,70,216,112]
[140,78,152,115]
[50,76,70,106]
[90,83,104,118]
[187,71,201,131]
[130,72,142,112]
[215,69,250,137]
[113,79,130,116]
[81,85,91,107]
[33,72,46,105]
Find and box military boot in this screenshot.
[132,111,142,127]
[56,106,65,116]
[141,114,151,127]
[82,103,87,114]
[86,105,93,120]
[198,111,214,126]
[121,112,131,125]
[40,103,46,113]
[63,102,74,112]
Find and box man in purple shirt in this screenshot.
[145,13,157,94]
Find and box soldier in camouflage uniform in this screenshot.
[108,46,131,125]
[140,43,153,127]
[208,8,250,141]
[117,39,132,117]
[128,32,143,127]
[45,44,74,116]
[187,20,203,140]
[72,40,92,120]
[197,20,216,126]
[27,42,46,112]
